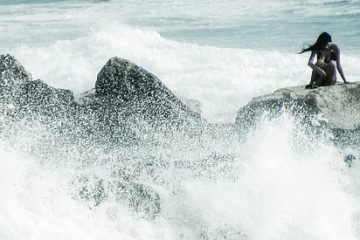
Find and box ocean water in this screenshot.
[1,0,360,239]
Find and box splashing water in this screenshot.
[1,0,360,239]
[1,110,359,240]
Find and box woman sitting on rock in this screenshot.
[300,32,348,89]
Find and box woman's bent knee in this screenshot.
[326,60,336,69]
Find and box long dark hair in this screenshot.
[299,32,332,54]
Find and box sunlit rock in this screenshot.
[235,82,360,149]
[236,82,360,130]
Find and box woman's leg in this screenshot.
[306,69,321,89]
[323,60,337,85]
[306,61,326,88]
[311,70,320,85]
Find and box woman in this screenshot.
[300,32,348,89]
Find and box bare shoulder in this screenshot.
[330,43,341,52]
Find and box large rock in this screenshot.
[95,57,166,99]
[0,55,205,146]
[93,57,203,127]
[235,82,360,140]
[0,55,74,118]
[17,79,75,115]
[0,54,32,100]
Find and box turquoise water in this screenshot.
[1,0,360,52]
[1,1,360,240]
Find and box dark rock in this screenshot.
[17,79,75,115]
[0,54,205,148]
[0,55,75,125]
[93,57,203,128]
[0,54,32,101]
[20,79,74,106]
[0,54,74,116]
[95,57,162,99]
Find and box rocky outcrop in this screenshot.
[0,55,74,119]
[72,57,205,142]
[235,82,360,146]
[0,54,32,99]
[0,55,205,145]
[17,79,74,115]
[0,54,208,217]
[91,57,202,127]
[236,83,360,130]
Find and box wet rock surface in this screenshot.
[0,54,205,145]
[0,54,32,99]
[236,82,360,147]
[93,57,203,127]
[236,83,360,130]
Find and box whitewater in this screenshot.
[1,0,360,239]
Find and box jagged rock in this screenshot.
[17,79,75,115]
[0,54,32,101]
[0,55,74,119]
[95,57,166,99]
[0,55,203,130]
[0,54,205,147]
[93,57,203,127]
[20,79,73,106]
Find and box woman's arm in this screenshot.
[333,44,348,83]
